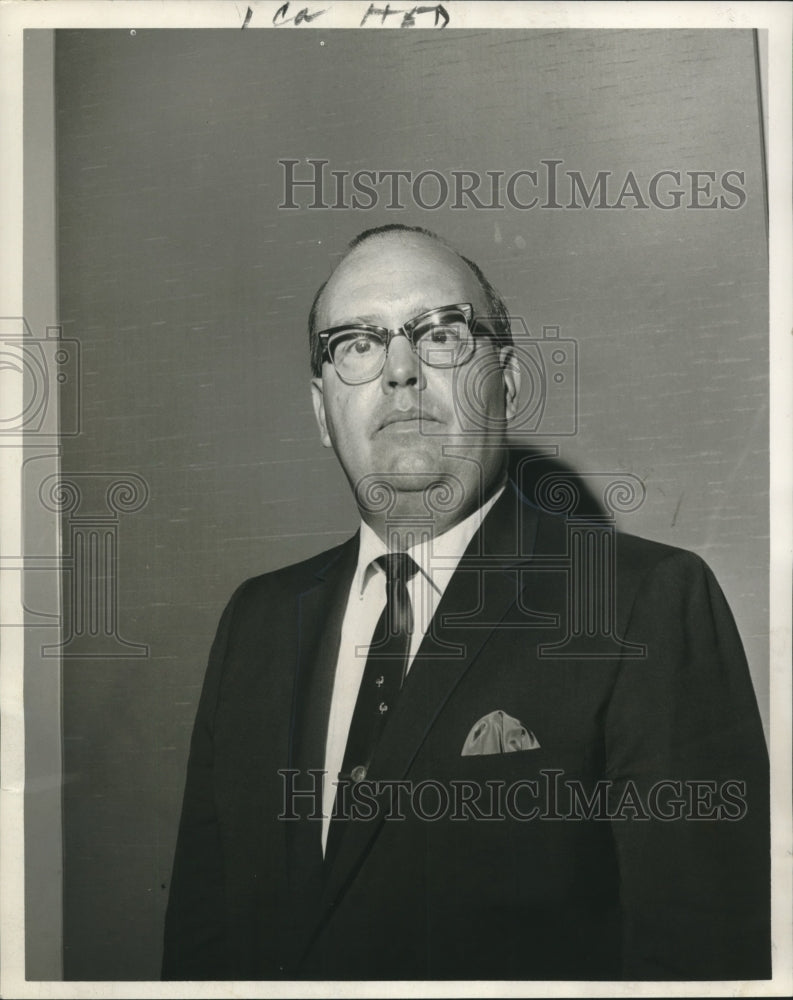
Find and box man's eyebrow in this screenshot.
[322,315,382,330]
[329,304,444,328]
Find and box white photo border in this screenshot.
[1,2,790,997]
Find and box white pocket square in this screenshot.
[461,710,541,756]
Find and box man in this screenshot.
[162,225,770,981]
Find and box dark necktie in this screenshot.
[326,552,419,865]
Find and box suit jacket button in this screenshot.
[351,765,367,782]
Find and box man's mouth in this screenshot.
[378,409,439,431]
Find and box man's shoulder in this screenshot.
[612,526,707,573]
[530,503,714,591]
[615,526,719,605]
[502,482,710,573]
[528,494,706,561]
[225,534,358,609]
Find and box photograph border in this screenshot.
[1,2,790,997]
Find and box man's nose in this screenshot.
[382,333,426,390]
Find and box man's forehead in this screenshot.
[318,234,486,326]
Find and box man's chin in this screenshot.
[349,448,448,507]
[379,448,444,486]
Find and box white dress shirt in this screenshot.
[320,486,504,853]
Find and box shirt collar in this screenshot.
[354,485,505,598]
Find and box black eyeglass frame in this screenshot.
[317,302,495,385]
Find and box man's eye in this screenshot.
[426,325,461,344]
[335,334,376,360]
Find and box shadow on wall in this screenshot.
[508,446,607,519]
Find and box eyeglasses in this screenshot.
[317,303,489,385]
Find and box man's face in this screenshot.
[311,233,520,518]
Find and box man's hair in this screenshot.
[307,224,512,377]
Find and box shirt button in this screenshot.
[351,765,367,782]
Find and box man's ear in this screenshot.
[311,377,333,448]
[499,346,521,421]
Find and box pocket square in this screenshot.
[461,710,540,756]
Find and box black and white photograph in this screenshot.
[1,1,790,996]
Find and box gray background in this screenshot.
[48,28,767,980]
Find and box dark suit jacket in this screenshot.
[162,483,770,981]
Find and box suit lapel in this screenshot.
[288,536,359,779]
[311,484,542,940]
[283,533,359,954]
